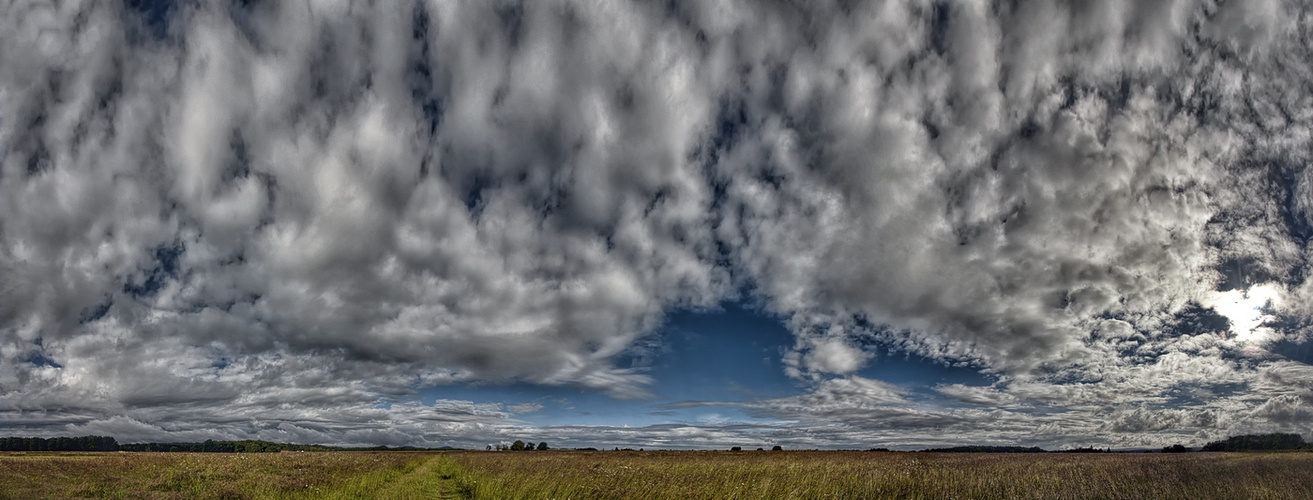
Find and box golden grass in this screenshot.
[444,450,1313,500]
[4,450,1313,499]
[0,451,446,500]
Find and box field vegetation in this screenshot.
[0,451,452,500]
[6,449,1313,499]
[445,450,1313,499]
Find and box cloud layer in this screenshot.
[4,0,1313,448]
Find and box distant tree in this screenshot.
[730,446,742,451]
[756,448,764,451]
[1162,444,1189,453]
[1202,433,1306,452]
[536,442,548,450]
[486,445,492,451]
[772,445,784,451]
[117,440,376,453]
[0,436,118,452]
[511,440,526,451]
[922,446,1046,453]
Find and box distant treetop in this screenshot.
[0,436,118,452]
[1202,433,1307,452]
[921,445,1046,453]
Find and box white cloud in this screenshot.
[800,334,869,376]
[507,402,544,415]
[2,0,1313,448]
[936,384,1018,407]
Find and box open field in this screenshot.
[4,450,1313,499]
[0,451,454,500]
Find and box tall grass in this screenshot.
[5,450,1313,499]
[0,451,439,499]
[445,450,1313,500]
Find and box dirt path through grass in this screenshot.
[368,455,465,500]
[327,454,472,500]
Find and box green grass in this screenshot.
[0,451,458,499]
[443,450,1313,500]
[4,450,1313,499]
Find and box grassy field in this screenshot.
[4,450,1313,499]
[0,451,455,500]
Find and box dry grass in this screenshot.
[0,451,449,500]
[445,450,1313,500]
[5,450,1313,499]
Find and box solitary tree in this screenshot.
[772,445,783,451]
[536,442,548,450]
[511,440,526,451]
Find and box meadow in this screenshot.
[4,449,1313,499]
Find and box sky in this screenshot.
[3,0,1313,451]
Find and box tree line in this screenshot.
[916,434,1310,454]
[1200,433,1308,452]
[921,445,1048,453]
[0,436,456,453]
[1159,433,1310,453]
[4,433,1309,453]
[0,436,119,451]
[119,439,345,453]
[489,440,548,451]
[118,439,457,452]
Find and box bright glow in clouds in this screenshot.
[1207,284,1281,343]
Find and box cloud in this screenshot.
[935,384,1018,407]
[798,334,870,376]
[507,402,544,415]
[705,0,1253,379]
[2,0,726,405]
[3,0,1313,448]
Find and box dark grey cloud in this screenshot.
[3,0,1313,448]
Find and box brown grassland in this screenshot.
[3,449,1313,499]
